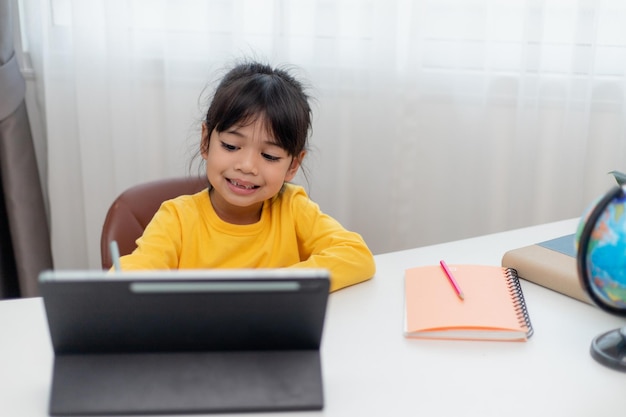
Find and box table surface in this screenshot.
[2,218,625,417]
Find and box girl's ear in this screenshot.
[284,151,306,182]
[200,123,210,159]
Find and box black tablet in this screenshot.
[40,268,330,415]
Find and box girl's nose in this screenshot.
[235,150,258,175]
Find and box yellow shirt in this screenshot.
[119,183,375,292]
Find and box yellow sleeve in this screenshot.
[118,199,185,270]
[289,188,376,292]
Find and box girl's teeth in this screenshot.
[231,180,254,189]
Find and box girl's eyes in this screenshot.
[261,153,281,162]
[220,141,282,162]
[220,141,237,151]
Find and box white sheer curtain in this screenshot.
[24,0,626,269]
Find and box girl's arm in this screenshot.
[291,195,376,292]
[118,202,184,270]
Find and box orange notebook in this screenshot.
[404,264,534,341]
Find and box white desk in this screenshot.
[2,218,625,417]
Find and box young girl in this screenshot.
[118,60,375,292]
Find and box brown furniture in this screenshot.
[100,177,208,269]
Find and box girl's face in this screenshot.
[201,118,304,224]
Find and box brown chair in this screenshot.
[100,176,208,269]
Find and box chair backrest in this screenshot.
[100,177,208,269]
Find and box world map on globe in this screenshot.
[576,185,626,311]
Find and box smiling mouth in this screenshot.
[228,179,259,190]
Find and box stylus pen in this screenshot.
[439,260,464,300]
[110,240,122,272]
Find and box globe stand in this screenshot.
[590,326,626,372]
[576,184,626,373]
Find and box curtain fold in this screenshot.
[25,1,626,269]
[0,0,53,298]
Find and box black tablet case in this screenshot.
[39,269,329,415]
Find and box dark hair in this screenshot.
[201,61,312,158]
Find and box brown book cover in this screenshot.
[501,235,592,305]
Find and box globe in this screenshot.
[575,184,626,371]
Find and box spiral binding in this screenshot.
[505,268,534,338]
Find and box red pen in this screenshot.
[439,260,465,300]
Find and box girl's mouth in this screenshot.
[228,179,259,190]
